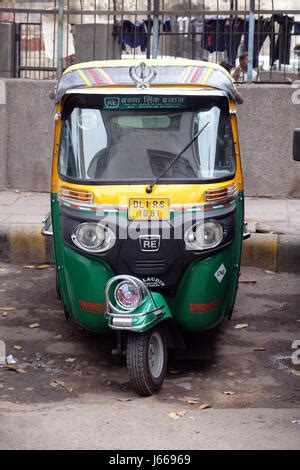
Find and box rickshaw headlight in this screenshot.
[115,280,141,310]
[72,223,115,253]
[185,220,224,250]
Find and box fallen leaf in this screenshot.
[253,347,266,352]
[49,380,65,389]
[291,369,300,377]
[14,345,22,351]
[167,410,186,420]
[29,323,40,329]
[25,387,34,391]
[3,365,26,374]
[239,280,257,284]
[198,403,211,410]
[223,391,235,395]
[117,398,132,402]
[3,365,18,371]
[65,357,76,363]
[24,265,35,269]
[279,303,289,310]
[168,369,181,375]
[187,399,199,404]
[234,323,249,330]
[0,307,15,311]
[37,264,51,270]
[53,334,62,340]
[2,313,8,317]
[0,289,6,293]
[292,420,300,425]
[264,270,277,275]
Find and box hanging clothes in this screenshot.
[120,20,148,52]
[163,19,172,33]
[252,17,273,68]
[204,18,226,53]
[294,22,300,35]
[271,15,294,65]
[225,17,272,68]
[224,18,247,66]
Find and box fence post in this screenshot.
[152,0,159,59]
[56,0,64,78]
[247,0,255,83]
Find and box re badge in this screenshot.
[215,263,227,283]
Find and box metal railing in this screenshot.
[0,1,300,83]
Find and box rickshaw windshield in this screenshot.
[58,95,235,184]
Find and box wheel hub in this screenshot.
[148,331,164,378]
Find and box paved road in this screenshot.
[0,264,299,450]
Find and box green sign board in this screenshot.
[103,96,186,110]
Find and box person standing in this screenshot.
[232,52,258,82]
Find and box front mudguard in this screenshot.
[106,290,173,333]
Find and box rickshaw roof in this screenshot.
[56,59,243,105]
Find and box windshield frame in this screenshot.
[58,91,237,186]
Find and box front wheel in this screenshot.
[126,327,167,396]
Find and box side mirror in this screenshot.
[293,129,300,161]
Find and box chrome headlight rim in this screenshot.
[71,222,115,253]
[184,219,225,251]
[106,275,149,314]
[114,279,143,311]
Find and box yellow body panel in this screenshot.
[52,61,243,203]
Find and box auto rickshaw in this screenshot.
[43,59,249,396]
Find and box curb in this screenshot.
[242,233,300,273]
[0,224,299,272]
[0,224,52,264]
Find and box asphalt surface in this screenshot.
[0,263,299,450]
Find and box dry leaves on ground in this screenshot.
[168,410,186,420]
[4,365,27,374]
[198,403,211,410]
[234,323,249,330]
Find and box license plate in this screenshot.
[128,198,170,220]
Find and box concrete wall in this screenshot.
[4,79,55,192]
[238,85,300,198]
[0,79,300,197]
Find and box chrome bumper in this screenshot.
[41,212,53,237]
[105,306,165,331]
[243,222,251,240]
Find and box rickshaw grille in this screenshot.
[135,259,166,273]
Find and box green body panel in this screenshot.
[51,194,114,331]
[63,246,113,330]
[167,248,236,331]
[52,192,244,334]
[127,292,172,332]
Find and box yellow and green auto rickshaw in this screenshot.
[43,59,249,395]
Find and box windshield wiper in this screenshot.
[145,121,209,194]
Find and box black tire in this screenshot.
[126,327,167,396]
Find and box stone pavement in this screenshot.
[0,190,299,270]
